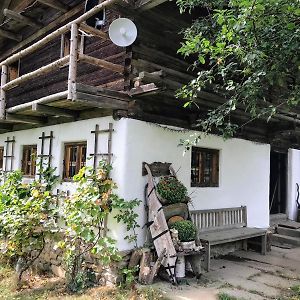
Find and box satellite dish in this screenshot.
[109,18,137,47]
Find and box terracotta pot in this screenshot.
[163,203,189,220]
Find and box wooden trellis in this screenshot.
[90,123,114,170]
[4,136,15,172]
[90,123,114,236]
[38,131,54,176]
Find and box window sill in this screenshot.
[191,184,219,188]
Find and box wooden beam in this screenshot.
[0,0,12,24]
[129,83,160,96]
[79,23,109,40]
[0,3,84,62]
[76,92,129,110]
[76,83,130,101]
[67,23,78,100]
[37,0,69,12]
[6,113,47,124]
[0,123,13,130]
[7,91,68,114]
[2,55,70,91]
[0,65,7,119]
[78,54,124,74]
[0,28,22,42]
[32,103,77,118]
[135,0,168,10]
[3,9,42,29]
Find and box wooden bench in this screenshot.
[190,206,267,271]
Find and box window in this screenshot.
[8,61,20,81]
[21,145,37,177]
[0,147,4,169]
[63,142,87,180]
[191,147,219,187]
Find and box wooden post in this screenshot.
[68,23,78,100]
[0,65,7,119]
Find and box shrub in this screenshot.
[156,176,187,204]
[169,220,197,242]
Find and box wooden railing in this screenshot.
[190,206,247,232]
[0,0,124,119]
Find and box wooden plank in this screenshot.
[78,53,124,74]
[79,23,109,40]
[67,23,78,100]
[0,28,22,42]
[6,113,47,124]
[76,92,129,110]
[148,248,166,284]
[37,0,69,12]
[76,83,130,101]
[32,103,77,118]
[144,164,177,284]
[3,9,42,29]
[2,55,70,91]
[138,249,151,284]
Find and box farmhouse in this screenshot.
[0,0,299,256]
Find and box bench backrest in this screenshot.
[190,206,247,232]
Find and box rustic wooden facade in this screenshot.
[0,0,299,150]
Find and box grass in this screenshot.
[0,264,167,300]
[290,285,300,300]
[218,293,239,300]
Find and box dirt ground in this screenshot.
[1,246,300,300]
[155,246,300,300]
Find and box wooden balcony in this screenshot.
[0,0,131,131]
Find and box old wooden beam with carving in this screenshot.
[3,9,42,29]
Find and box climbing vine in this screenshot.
[0,165,59,286]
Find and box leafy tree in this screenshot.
[177,0,300,139]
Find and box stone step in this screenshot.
[270,214,287,225]
[277,227,300,238]
[272,234,300,246]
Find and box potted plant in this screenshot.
[169,220,197,250]
[156,176,188,205]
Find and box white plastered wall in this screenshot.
[120,119,270,249]
[287,149,300,220]
[0,117,271,250]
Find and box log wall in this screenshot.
[6,9,126,108]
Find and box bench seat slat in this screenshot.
[199,227,267,245]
